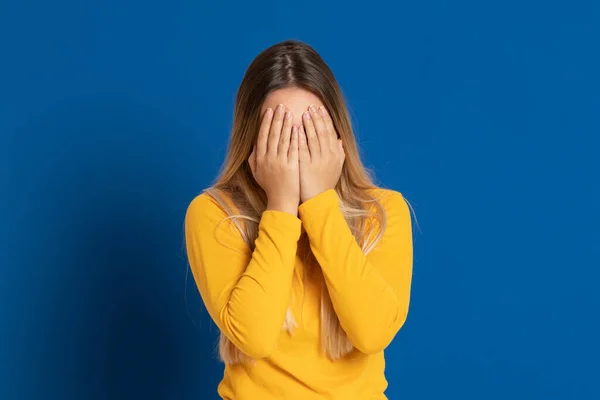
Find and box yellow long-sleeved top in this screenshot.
[184,188,413,399]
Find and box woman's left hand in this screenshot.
[298,105,345,203]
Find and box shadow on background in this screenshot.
[3,98,222,399]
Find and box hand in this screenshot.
[298,105,345,203]
[248,104,300,215]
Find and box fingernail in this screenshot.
[319,106,327,116]
[310,105,317,113]
[285,111,292,120]
[276,104,284,114]
[292,125,298,135]
[266,108,273,116]
[304,111,311,120]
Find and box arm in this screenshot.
[298,189,413,354]
[184,193,302,359]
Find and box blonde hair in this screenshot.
[205,40,387,363]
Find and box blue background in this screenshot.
[1,0,598,399]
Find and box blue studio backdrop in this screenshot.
[1,1,598,399]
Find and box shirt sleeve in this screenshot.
[298,189,413,354]
[184,193,302,359]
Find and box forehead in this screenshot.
[261,87,324,114]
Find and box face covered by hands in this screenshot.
[254,88,346,209]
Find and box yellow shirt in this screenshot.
[184,188,413,399]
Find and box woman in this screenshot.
[185,39,413,399]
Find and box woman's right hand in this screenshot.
[248,104,300,215]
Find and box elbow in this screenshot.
[350,333,391,355]
[223,323,281,360]
[219,306,282,360]
[238,334,278,359]
[218,331,275,361]
[349,309,409,355]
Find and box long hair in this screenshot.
[204,39,387,363]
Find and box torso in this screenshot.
[217,236,389,400]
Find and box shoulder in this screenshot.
[363,188,412,242]
[187,191,220,214]
[365,187,412,232]
[366,187,409,213]
[185,191,229,226]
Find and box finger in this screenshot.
[309,105,330,152]
[257,108,273,158]
[288,125,299,163]
[298,125,310,163]
[267,104,285,155]
[319,106,339,151]
[302,109,320,159]
[278,110,293,158]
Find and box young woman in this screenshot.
[185,40,413,399]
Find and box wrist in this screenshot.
[300,188,326,204]
[266,199,298,216]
